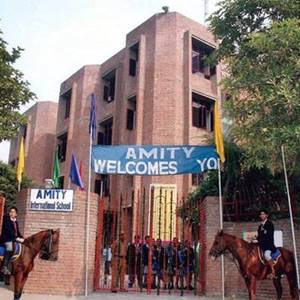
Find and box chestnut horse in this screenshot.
[0,229,60,300]
[209,230,299,300]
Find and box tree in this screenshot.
[0,161,32,209]
[0,29,35,141]
[208,0,300,171]
[178,142,294,226]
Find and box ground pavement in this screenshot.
[0,286,244,300]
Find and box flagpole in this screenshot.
[218,159,225,300]
[85,133,92,296]
[100,180,103,198]
[281,145,300,292]
[18,182,21,192]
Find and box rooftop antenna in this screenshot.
[162,6,169,13]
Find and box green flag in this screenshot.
[53,146,60,188]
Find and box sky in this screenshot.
[0,0,218,162]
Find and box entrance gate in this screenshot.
[93,187,206,296]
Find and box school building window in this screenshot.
[58,176,64,189]
[22,125,27,140]
[192,37,216,80]
[57,132,68,162]
[192,92,214,131]
[103,70,116,102]
[129,42,139,77]
[61,89,72,119]
[94,175,110,197]
[192,173,204,186]
[127,96,136,130]
[98,118,113,145]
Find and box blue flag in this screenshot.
[69,154,85,189]
[89,93,97,141]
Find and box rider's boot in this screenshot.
[267,259,277,279]
[1,251,13,275]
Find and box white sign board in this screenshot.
[30,189,73,212]
[274,230,283,247]
[243,230,283,247]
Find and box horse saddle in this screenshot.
[0,243,22,262]
[258,247,281,265]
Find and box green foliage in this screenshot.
[208,0,300,61]
[178,142,296,224]
[0,28,35,142]
[0,161,32,209]
[208,1,300,171]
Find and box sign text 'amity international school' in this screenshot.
[92,145,219,175]
[30,189,74,212]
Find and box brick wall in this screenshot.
[16,189,98,296]
[9,102,58,186]
[201,197,300,300]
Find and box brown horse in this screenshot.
[0,229,60,300]
[209,230,299,300]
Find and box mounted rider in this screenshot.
[257,209,277,278]
[0,206,24,275]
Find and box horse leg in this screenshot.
[13,271,28,300]
[286,271,299,300]
[4,274,10,285]
[249,275,257,300]
[244,276,257,300]
[244,277,251,297]
[273,277,283,300]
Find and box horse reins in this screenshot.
[224,251,247,278]
[213,244,250,279]
[23,230,54,257]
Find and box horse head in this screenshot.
[209,230,227,260]
[39,229,60,261]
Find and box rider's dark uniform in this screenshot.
[257,219,276,255]
[0,214,23,245]
[0,214,23,274]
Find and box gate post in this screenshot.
[94,198,105,290]
[199,201,206,294]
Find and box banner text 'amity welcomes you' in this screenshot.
[92,145,219,176]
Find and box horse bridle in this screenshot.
[40,230,54,258]
[24,230,55,257]
[211,246,226,257]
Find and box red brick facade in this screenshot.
[16,189,98,295]
[9,102,58,186]
[55,12,222,237]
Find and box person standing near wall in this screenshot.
[111,232,127,292]
[103,242,112,285]
[184,240,195,290]
[141,235,150,287]
[194,238,201,291]
[127,234,141,288]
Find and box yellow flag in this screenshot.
[214,101,225,163]
[16,137,25,184]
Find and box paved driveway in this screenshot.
[0,287,240,300]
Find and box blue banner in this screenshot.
[91,145,218,175]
